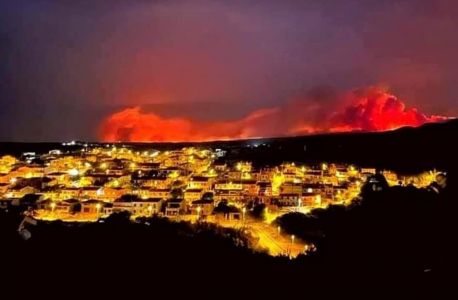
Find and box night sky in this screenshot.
[1,0,457,141]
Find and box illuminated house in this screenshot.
[184,189,203,203]
[214,181,244,203]
[187,176,211,190]
[5,186,38,199]
[301,192,321,207]
[277,193,301,207]
[80,199,105,214]
[190,199,214,216]
[148,188,170,199]
[280,183,303,195]
[56,199,80,214]
[257,182,272,197]
[113,195,163,215]
[241,180,258,196]
[165,198,186,217]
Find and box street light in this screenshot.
[291,234,295,245]
[277,226,281,236]
[50,202,56,213]
[242,207,246,225]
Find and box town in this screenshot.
[0,143,440,257]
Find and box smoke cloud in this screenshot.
[100,87,449,142]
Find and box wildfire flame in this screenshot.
[100,87,449,142]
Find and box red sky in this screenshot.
[1,1,457,141]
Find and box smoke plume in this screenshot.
[100,87,449,142]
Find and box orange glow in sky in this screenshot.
[100,87,449,142]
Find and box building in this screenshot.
[113,195,163,216]
[165,198,186,217]
[190,199,214,216]
[80,199,104,214]
[184,189,203,203]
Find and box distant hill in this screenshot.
[209,119,458,174]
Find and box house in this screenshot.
[280,183,302,195]
[190,199,214,216]
[187,176,211,190]
[36,198,53,210]
[302,192,321,207]
[214,189,244,203]
[97,187,129,201]
[131,170,170,188]
[81,199,105,214]
[148,188,170,199]
[56,199,80,214]
[165,198,186,217]
[5,186,38,199]
[113,194,163,216]
[241,180,258,195]
[103,203,113,215]
[214,205,241,221]
[277,193,301,207]
[78,186,99,198]
[257,182,272,197]
[59,187,81,200]
[184,189,203,203]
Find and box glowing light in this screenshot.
[68,169,79,176]
[96,188,104,196]
[10,177,17,184]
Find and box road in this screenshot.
[211,218,306,257]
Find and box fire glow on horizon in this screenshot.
[100,87,449,142]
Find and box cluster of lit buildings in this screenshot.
[0,145,440,222]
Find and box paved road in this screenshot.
[214,218,305,257]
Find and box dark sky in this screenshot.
[1,0,457,141]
